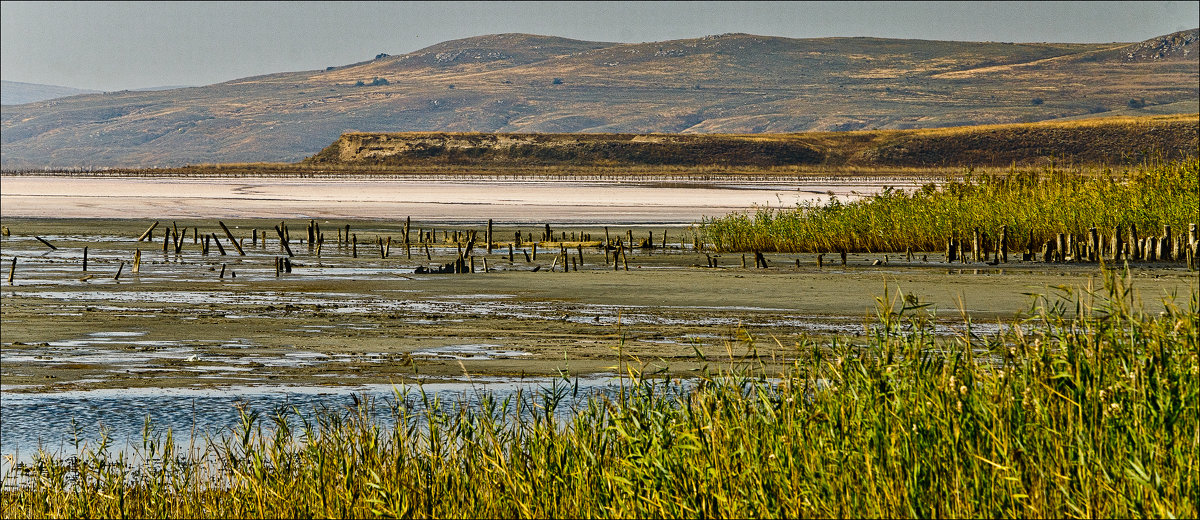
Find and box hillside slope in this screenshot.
[2,30,1197,168]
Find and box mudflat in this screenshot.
[3,217,1194,393]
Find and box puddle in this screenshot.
[412,343,532,360]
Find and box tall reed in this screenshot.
[3,271,1197,518]
[700,158,1199,253]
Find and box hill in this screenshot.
[0,80,100,105]
[2,30,1197,168]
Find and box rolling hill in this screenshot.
[2,30,1196,168]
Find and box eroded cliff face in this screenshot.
[306,114,1199,169]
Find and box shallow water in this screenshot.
[1,375,628,469]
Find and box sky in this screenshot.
[2,1,1197,92]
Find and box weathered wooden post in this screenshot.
[998,225,1008,263]
[486,219,493,253]
[274,226,294,257]
[1161,225,1173,261]
[1088,227,1100,262]
[7,257,15,285]
[741,254,747,269]
[132,249,142,273]
[35,236,57,250]
[218,222,246,256]
[82,246,88,271]
[137,221,159,242]
[577,244,584,267]
[212,233,227,256]
[817,253,824,268]
[532,243,538,261]
[114,261,124,280]
[946,237,956,263]
[508,243,514,262]
[1111,225,1123,262]
[307,219,316,249]
[972,227,980,263]
[1129,224,1141,260]
[840,250,847,266]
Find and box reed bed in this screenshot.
[699,158,1199,253]
[3,272,1197,518]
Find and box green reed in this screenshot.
[699,158,1199,253]
[3,270,1197,518]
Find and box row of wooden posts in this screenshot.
[942,224,1199,269]
[5,221,1197,284]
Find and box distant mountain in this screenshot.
[1,80,100,105]
[2,30,1196,168]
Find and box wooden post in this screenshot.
[622,248,629,271]
[742,254,747,269]
[486,219,493,253]
[1088,227,1100,262]
[218,222,246,256]
[114,261,124,280]
[275,226,294,257]
[1056,233,1066,263]
[998,225,1008,263]
[1129,224,1140,260]
[253,229,258,247]
[7,257,14,285]
[193,227,199,244]
[544,223,552,242]
[482,257,489,273]
[425,242,432,261]
[220,264,226,278]
[82,246,88,271]
[840,250,847,266]
[132,249,141,273]
[1161,225,1173,261]
[972,227,980,263]
[604,227,610,249]
[577,244,584,267]
[212,233,227,256]
[817,253,824,269]
[162,231,170,253]
[1111,225,1123,262]
[532,243,537,261]
[34,236,57,250]
[514,230,522,248]
[137,221,159,242]
[509,244,514,263]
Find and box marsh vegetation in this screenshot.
[2,272,1196,518]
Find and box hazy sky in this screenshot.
[3,1,1197,91]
